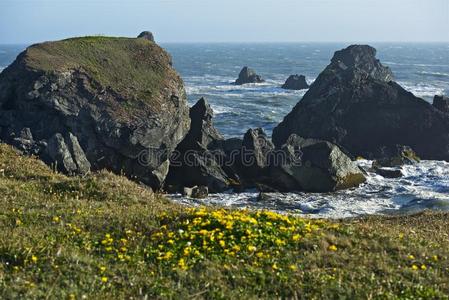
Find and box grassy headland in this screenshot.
[0,143,448,299]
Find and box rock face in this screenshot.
[0,35,190,188]
[281,75,309,90]
[372,145,420,168]
[272,45,449,161]
[235,67,264,85]
[137,31,155,42]
[433,95,449,113]
[166,98,240,192]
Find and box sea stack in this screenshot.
[272,45,449,161]
[0,34,190,189]
[281,74,309,90]
[235,67,264,85]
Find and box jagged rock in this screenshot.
[272,44,449,161]
[0,34,190,188]
[433,95,449,113]
[235,67,264,85]
[372,145,420,168]
[270,135,366,192]
[281,75,309,90]
[176,97,223,151]
[45,132,90,175]
[166,98,239,192]
[238,128,274,180]
[137,31,155,42]
[182,185,208,199]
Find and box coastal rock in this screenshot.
[182,186,208,198]
[166,98,239,192]
[373,167,403,178]
[235,67,264,85]
[272,45,449,161]
[433,95,449,113]
[270,135,366,192]
[137,31,155,42]
[0,35,190,188]
[281,74,309,90]
[372,145,420,168]
[238,128,274,181]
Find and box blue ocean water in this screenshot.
[1,42,449,217]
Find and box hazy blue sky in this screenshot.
[0,0,448,44]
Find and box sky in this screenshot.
[0,0,448,44]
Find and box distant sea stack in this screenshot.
[0,34,190,189]
[272,45,449,161]
[281,74,309,90]
[235,67,264,85]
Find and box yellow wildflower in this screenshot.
[31,255,38,263]
[411,264,419,270]
[328,245,338,251]
[101,276,108,283]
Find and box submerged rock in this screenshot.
[373,167,403,178]
[0,34,190,188]
[433,95,449,113]
[281,74,309,90]
[182,186,208,199]
[235,67,264,85]
[272,45,449,161]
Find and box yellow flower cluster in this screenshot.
[148,207,325,271]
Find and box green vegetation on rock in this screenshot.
[0,143,448,299]
[23,36,176,109]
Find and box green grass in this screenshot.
[0,143,448,299]
[22,36,179,112]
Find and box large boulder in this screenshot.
[0,35,190,188]
[235,67,264,85]
[166,98,240,192]
[272,45,449,161]
[281,74,309,90]
[269,135,366,192]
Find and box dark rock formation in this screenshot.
[270,135,366,192]
[137,31,155,42]
[0,35,190,188]
[372,145,420,168]
[433,95,449,113]
[281,75,309,90]
[272,45,449,161]
[235,67,264,85]
[166,98,240,192]
[373,167,403,178]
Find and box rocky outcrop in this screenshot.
[235,67,264,85]
[272,45,449,161]
[281,75,309,90]
[182,186,209,198]
[137,31,155,42]
[270,135,366,192]
[433,95,449,113]
[0,35,190,188]
[166,98,240,192]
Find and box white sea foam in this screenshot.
[416,71,449,78]
[398,81,445,99]
[169,160,449,219]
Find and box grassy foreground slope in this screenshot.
[0,143,448,299]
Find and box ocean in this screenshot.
[1,42,449,218]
